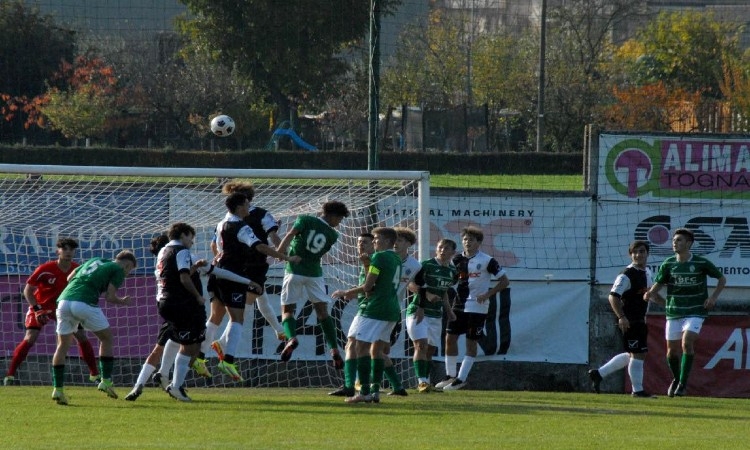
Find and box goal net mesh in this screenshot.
[0,166,427,389]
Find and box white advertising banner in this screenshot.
[416,195,592,282]
[595,201,750,287]
[226,280,590,364]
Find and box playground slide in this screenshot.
[273,128,317,151]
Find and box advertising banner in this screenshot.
[639,314,750,398]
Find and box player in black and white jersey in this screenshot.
[437,226,509,391]
[588,240,663,397]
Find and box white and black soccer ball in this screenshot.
[210,114,235,137]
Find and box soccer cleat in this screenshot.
[153,372,170,391]
[52,388,68,405]
[125,384,144,401]
[3,376,15,386]
[330,348,344,370]
[166,383,192,402]
[418,382,432,393]
[632,390,656,398]
[388,388,409,396]
[217,361,243,381]
[435,376,455,389]
[345,393,372,404]
[667,379,679,397]
[191,358,212,378]
[675,383,686,397]
[89,374,101,384]
[587,369,602,394]
[442,378,466,391]
[280,337,299,362]
[328,386,355,397]
[97,379,118,399]
[211,340,225,362]
[371,391,380,403]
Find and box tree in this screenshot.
[177,0,401,129]
[0,0,76,140]
[629,10,742,98]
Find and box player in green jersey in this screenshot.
[407,238,458,393]
[50,250,137,405]
[278,201,350,368]
[645,228,726,397]
[329,232,374,397]
[332,227,402,404]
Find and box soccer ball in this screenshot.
[210,114,235,137]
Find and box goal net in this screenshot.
[0,164,429,389]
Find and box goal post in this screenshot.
[0,164,429,389]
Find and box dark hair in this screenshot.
[673,228,694,243]
[115,250,138,267]
[168,222,196,241]
[438,238,457,252]
[56,237,79,250]
[322,201,349,218]
[628,240,649,254]
[225,192,248,213]
[461,226,484,242]
[394,227,417,245]
[359,232,374,240]
[222,180,255,202]
[372,227,397,245]
[149,234,169,256]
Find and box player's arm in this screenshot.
[179,271,205,305]
[644,282,663,302]
[255,242,299,263]
[277,227,300,255]
[103,283,131,305]
[22,283,38,308]
[332,270,379,301]
[67,266,79,282]
[705,275,727,310]
[408,267,425,294]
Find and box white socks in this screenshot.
[629,358,645,392]
[457,356,475,382]
[598,352,629,378]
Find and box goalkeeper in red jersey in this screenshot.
[4,238,100,386]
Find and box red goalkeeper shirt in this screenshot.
[27,260,79,310]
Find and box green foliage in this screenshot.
[177,0,401,126]
[40,87,112,139]
[629,10,742,98]
[0,0,76,97]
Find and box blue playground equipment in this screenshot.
[267,121,317,151]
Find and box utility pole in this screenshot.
[536,0,547,153]
[368,0,381,170]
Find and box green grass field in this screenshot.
[430,174,583,190]
[1,386,747,449]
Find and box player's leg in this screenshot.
[213,280,245,381]
[279,274,301,362]
[72,326,100,381]
[330,317,361,396]
[253,292,286,340]
[664,318,683,396]
[312,296,342,369]
[5,319,40,384]
[169,305,207,399]
[677,319,703,396]
[51,301,77,405]
[407,314,430,391]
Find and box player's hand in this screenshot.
[704,296,718,310]
[476,292,490,304]
[331,289,352,301]
[415,307,425,324]
[617,317,630,333]
[446,310,457,322]
[34,309,51,325]
[287,255,302,264]
[118,296,133,306]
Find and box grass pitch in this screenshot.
[1,386,747,449]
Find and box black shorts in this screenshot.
[244,264,268,294]
[206,274,218,298]
[156,321,173,347]
[157,299,207,345]
[446,310,486,341]
[622,321,648,354]
[216,279,248,309]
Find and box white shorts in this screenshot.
[665,317,705,341]
[280,274,330,306]
[347,315,363,339]
[406,315,443,347]
[56,300,110,334]
[354,316,396,344]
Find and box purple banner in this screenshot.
[660,139,750,191]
